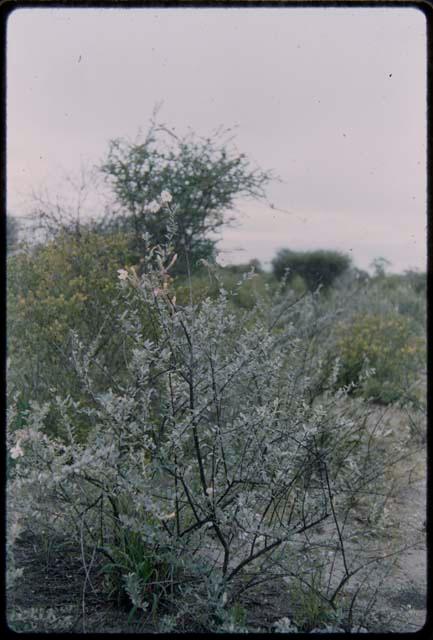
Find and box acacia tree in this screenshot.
[100,123,273,273]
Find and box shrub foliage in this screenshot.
[272,248,351,291]
[7,198,424,632]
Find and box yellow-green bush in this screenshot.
[335,312,425,404]
[7,229,137,438]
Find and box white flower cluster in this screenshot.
[117,268,129,281]
[273,617,299,633]
[147,201,161,214]
[10,441,24,459]
[160,190,173,204]
[146,190,173,214]
[9,427,40,460]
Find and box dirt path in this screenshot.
[375,473,426,632]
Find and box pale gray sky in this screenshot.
[7,6,427,272]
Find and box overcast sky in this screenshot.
[7,6,426,272]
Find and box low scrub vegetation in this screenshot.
[6,128,426,633]
[335,312,425,405]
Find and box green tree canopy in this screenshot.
[100,124,273,273]
[272,248,352,291]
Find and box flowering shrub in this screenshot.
[7,196,419,632]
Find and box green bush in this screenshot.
[335,312,425,404]
[272,248,351,291]
[223,258,264,275]
[7,228,137,439]
[403,269,426,295]
[175,264,275,311]
[370,272,426,329]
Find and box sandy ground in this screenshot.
[375,472,426,632]
[348,404,427,633]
